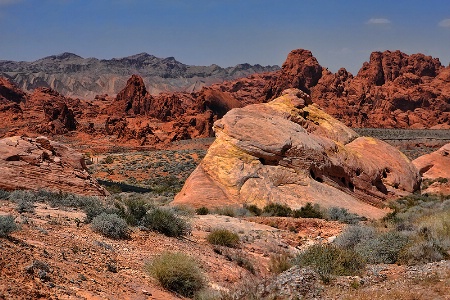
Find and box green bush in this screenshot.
[262,203,292,217]
[0,215,18,237]
[293,203,323,219]
[196,207,209,215]
[146,252,204,298]
[91,213,130,239]
[243,204,262,216]
[334,225,375,250]
[207,229,240,248]
[140,207,191,237]
[115,198,150,226]
[101,155,114,164]
[294,244,365,282]
[355,231,409,264]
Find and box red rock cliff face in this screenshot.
[114,74,152,115]
[267,49,449,129]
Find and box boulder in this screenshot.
[413,143,450,195]
[174,89,421,219]
[0,136,107,196]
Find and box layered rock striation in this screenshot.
[174,89,421,219]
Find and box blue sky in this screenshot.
[1,0,449,73]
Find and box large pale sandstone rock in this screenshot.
[413,143,450,195]
[0,136,107,196]
[174,89,421,219]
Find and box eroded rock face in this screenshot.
[0,77,27,105]
[174,89,421,219]
[413,143,450,195]
[28,88,78,134]
[114,74,152,115]
[309,50,449,128]
[0,136,107,196]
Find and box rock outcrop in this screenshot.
[27,88,78,134]
[0,136,107,196]
[307,50,449,128]
[174,89,421,219]
[413,143,450,195]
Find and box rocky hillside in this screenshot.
[0,52,279,99]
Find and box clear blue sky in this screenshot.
[1,0,449,73]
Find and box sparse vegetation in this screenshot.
[146,252,204,298]
[262,203,292,217]
[355,231,409,264]
[268,252,293,274]
[0,189,10,200]
[207,229,240,248]
[114,197,151,226]
[91,213,130,239]
[196,206,209,215]
[243,204,262,216]
[326,206,366,224]
[294,244,365,283]
[0,215,19,237]
[8,190,36,213]
[293,202,323,219]
[214,206,237,217]
[140,207,191,237]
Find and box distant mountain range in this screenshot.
[0,52,279,99]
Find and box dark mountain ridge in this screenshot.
[0,52,279,98]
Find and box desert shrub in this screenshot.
[101,155,114,164]
[83,201,118,223]
[115,198,150,226]
[91,213,129,239]
[355,231,409,264]
[399,209,450,264]
[214,206,236,217]
[293,202,323,219]
[0,189,10,200]
[0,215,18,237]
[8,190,36,213]
[243,204,262,216]
[207,229,240,248]
[327,207,365,224]
[334,225,376,249]
[196,207,209,215]
[146,252,204,298]
[268,252,292,274]
[35,189,100,209]
[262,203,292,217]
[140,207,191,237]
[294,244,365,282]
[193,289,221,300]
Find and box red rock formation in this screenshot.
[0,77,27,105]
[0,136,107,196]
[0,77,25,116]
[265,49,322,97]
[114,74,152,115]
[413,143,450,195]
[173,89,421,218]
[27,88,78,134]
